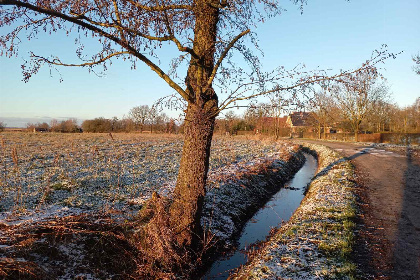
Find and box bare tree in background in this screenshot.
[266,94,291,140]
[367,99,394,132]
[129,105,149,132]
[413,53,420,75]
[148,106,158,133]
[332,73,390,141]
[310,91,335,139]
[0,0,397,271]
[0,121,6,131]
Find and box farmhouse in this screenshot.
[286,112,316,136]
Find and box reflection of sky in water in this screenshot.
[204,153,318,279]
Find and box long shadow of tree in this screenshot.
[306,144,388,279]
[311,146,374,181]
[391,146,420,279]
[306,142,420,279]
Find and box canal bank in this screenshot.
[232,143,358,279]
[204,153,317,279]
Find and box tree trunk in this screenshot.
[355,122,359,142]
[169,103,216,248]
[168,0,219,250]
[318,122,321,139]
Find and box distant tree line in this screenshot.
[213,74,419,140]
[308,76,420,140]
[81,117,135,133]
[17,83,419,137]
[214,95,420,138]
[81,106,179,133]
[26,119,80,133]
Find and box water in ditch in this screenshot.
[202,153,318,279]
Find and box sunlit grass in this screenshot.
[0,132,290,216]
[233,143,359,279]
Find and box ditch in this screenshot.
[202,153,318,279]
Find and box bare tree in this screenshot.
[148,106,158,133]
[332,74,390,141]
[222,110,238,135]
[245,103,270,133]
[129,105,149,132]
[0,0,396,269]
[310,91,335,139]
[413,53,420,75]
[396,98,420,133]
[50,119,59,132]
[166,118,176,134]
[266,94,292,139]
[366,100,394,132]
[154,112,168,132]
[0,121,6,131]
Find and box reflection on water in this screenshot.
[203,153,318,279]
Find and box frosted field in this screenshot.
[0,132,289,219]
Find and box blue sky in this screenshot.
[1,0,419,127]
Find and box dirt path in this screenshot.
[297,140,420,279]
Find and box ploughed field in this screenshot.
[0,132,293,219]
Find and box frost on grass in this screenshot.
[0,133,306,279]
[201,143,305,244]
[0,133,294,222]
[233,143,358,280]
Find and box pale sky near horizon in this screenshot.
[1,0,419,127]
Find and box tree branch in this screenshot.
[215,65,375,116]
[0,0,192,103]
[31,51,129,67]
[112,0,126,42]
[204,29,250,92]
[126,0,192,12]
[157,0,198,59]
[68,9,176,42]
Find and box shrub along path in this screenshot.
[298,140,420,279]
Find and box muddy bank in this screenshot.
[201,145,305,247]
[232,143,359,279]
[204,153,317,279]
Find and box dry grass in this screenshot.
[0,132,288,214]
[0,132,303,279]
[0,213,140,279]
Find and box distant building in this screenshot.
[287,112,313,130]
[33,127,49,133]
[286,112,316,137]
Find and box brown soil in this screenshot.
[299,140,420,280]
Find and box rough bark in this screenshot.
[169,103,216,248]
[168,0,219,249]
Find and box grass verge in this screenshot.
[232,143,359,280]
